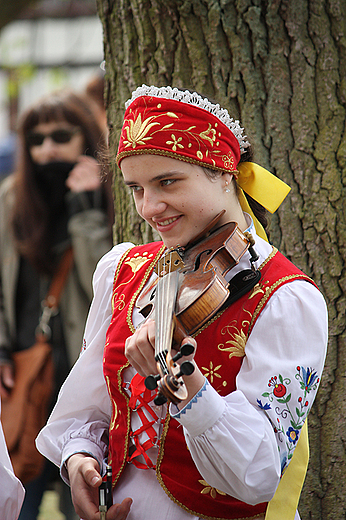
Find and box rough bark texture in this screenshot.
[97,0,346,517]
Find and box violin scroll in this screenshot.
[145,343,195,405]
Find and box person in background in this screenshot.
[0,89,114,520]
[37,85,327,520]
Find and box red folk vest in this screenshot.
[103,242,314,520]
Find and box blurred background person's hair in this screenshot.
[0,87,113,520]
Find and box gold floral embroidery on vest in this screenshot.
[112,291,126,312]
[201,361,222,384]
[198,479,226,499]
[111,252,155,312]
[248,281,267,299]
[124,252,155,273]
[217,320,247,359]
[105,375,119,431]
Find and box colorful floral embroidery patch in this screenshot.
[257,366,320,472]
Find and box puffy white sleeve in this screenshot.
[171,280,328,505]
[36,242,134,481]
[0,403,25,520]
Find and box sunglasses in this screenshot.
[27,128,80,147]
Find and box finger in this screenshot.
[125,338,152,376]
[125,323,157,376]
[108,498,132,520]
[81,462,103,488]
[66,159,101,192]
[76,155,97,165]
[135,320,155,352]
[2,364,14,388]
[145,318,156,347]
[181,336,197,356]
[0,364,14,398]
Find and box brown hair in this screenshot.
[11,89,113,274]
[85,74,105,109]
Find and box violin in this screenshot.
[136,211,260,406]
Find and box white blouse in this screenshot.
[36,221,328,520]
[0,402,25,520]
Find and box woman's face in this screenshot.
[121,154,243,248]
[28,120,85,165]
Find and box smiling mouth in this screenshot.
[156,216,180,227]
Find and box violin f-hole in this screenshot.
[190,249,213,272]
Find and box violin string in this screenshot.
[155,250,176,374]
[155,262,161,359]
[156,256,165,374]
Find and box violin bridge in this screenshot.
[155,249,185,277]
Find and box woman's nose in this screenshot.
[37,138,59,161]
[141,190,167,218]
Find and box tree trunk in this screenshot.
[97,0,346,517]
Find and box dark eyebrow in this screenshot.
[123,171,183,186]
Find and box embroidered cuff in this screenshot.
[170,380,226,438]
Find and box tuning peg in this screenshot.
[145,373,161,390]
[172,343,195,363]
[154,394,168,405]
[175,361,195,379]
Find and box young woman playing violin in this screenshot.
[37,86,328,520]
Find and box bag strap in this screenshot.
[36,247,74,339]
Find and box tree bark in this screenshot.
[97,0,346,517]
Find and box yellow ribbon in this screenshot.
[236,162,291,242]
[266,421,309,519]
[236,163,308,518]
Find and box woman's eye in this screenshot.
[129,185,142,193]
[161,178,175,186]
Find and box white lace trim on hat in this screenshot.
[125,84,250,153]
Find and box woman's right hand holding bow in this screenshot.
[66,453,132,520]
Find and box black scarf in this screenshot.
[33,161,76,214]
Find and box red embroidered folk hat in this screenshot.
[116,85,250,174]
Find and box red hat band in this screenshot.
[116,96,241,173]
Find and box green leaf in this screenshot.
[277,393,291,404]
[296,407,305,417]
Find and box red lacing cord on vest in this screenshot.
[125,373,163,469]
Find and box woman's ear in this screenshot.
[222,172,233,191]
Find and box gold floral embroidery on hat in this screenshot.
[120,105,237,170]
[122,110,179,149]
[166,134,184,151]
[199,123,217,145]
[122,114,160,148]
[222,151,235,170]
